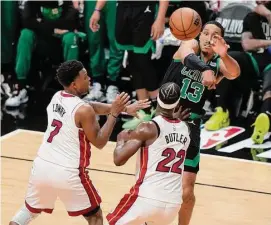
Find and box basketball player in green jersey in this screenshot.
[161,21,240,225]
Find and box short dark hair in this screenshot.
[202,20,225,37]
[159,82,180,105]
[56,60,84,87]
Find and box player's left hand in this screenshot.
[210,35,230,58]
[125,99,151,118]
[151,18,165,41]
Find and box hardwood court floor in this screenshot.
[1,129,271,225]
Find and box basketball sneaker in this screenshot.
[83,82,106,102]
[106,85,119,104]
[251,113,270,144]
[5,88,28,107]
[205,107,230,131]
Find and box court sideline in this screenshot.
[1,129,271,225]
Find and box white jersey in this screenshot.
[38,91,90,169]
[135,115,190,204]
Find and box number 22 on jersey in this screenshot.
[47,119,63,143]
[156,148,186,174]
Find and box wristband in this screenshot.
[184,53,211,72]
[109,113,118,119]
[94,8,101,12]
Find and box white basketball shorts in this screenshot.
[106,195,181,225]
[25,156,101,216]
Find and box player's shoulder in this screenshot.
[75,103,94,117]
[135,121,158,139]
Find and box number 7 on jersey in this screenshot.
[47,119,63,143]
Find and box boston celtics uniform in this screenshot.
[161,53,220,173]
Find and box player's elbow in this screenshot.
[94,142,106,150]
[113,153,125,166]
[228,69,240,80]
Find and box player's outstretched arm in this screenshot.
[174,39,199,63]
[209,35,240,80]
[76,104,117,149]
[76,93,130,149]
[114,122,158,166]
[89,99,151,116]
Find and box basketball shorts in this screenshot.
[106,195,180,225]
[115,3,156,54]
[24,157,101,216]
[184,118,201,174]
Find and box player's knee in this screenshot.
[182,184,196,204]
[10,205,40,225]
[84,206,103,224]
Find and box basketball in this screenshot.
[169,7,202,41]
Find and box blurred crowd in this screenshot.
[1,0,271,131]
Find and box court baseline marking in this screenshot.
[1,129,271,196]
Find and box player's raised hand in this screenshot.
[125,99,151,118]
[173,105,191,120]
[110,92,131,117]
[202,70,216,90]
[210,35,230,57]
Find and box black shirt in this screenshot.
[242,5,271,72]
[22,1,78,37]
[161,53,221,116]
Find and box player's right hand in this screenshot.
[110,92,131,117]
[202,70,216,90]
[173,105,191,121]
[89,11,101,32]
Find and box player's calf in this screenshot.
[9,205,40,225]
[178,172,197,225]
[83,206,103,225]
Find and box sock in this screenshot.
[261,97,271,121]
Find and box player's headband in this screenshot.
[157,94,180,110]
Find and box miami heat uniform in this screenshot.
[107,115,191,225]
[24,91,101,216]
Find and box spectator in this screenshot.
[205,1,271,145]
[84,0,123,103]
[1,1,19,98]
[90,0,169,130]
[5,0,80,107]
